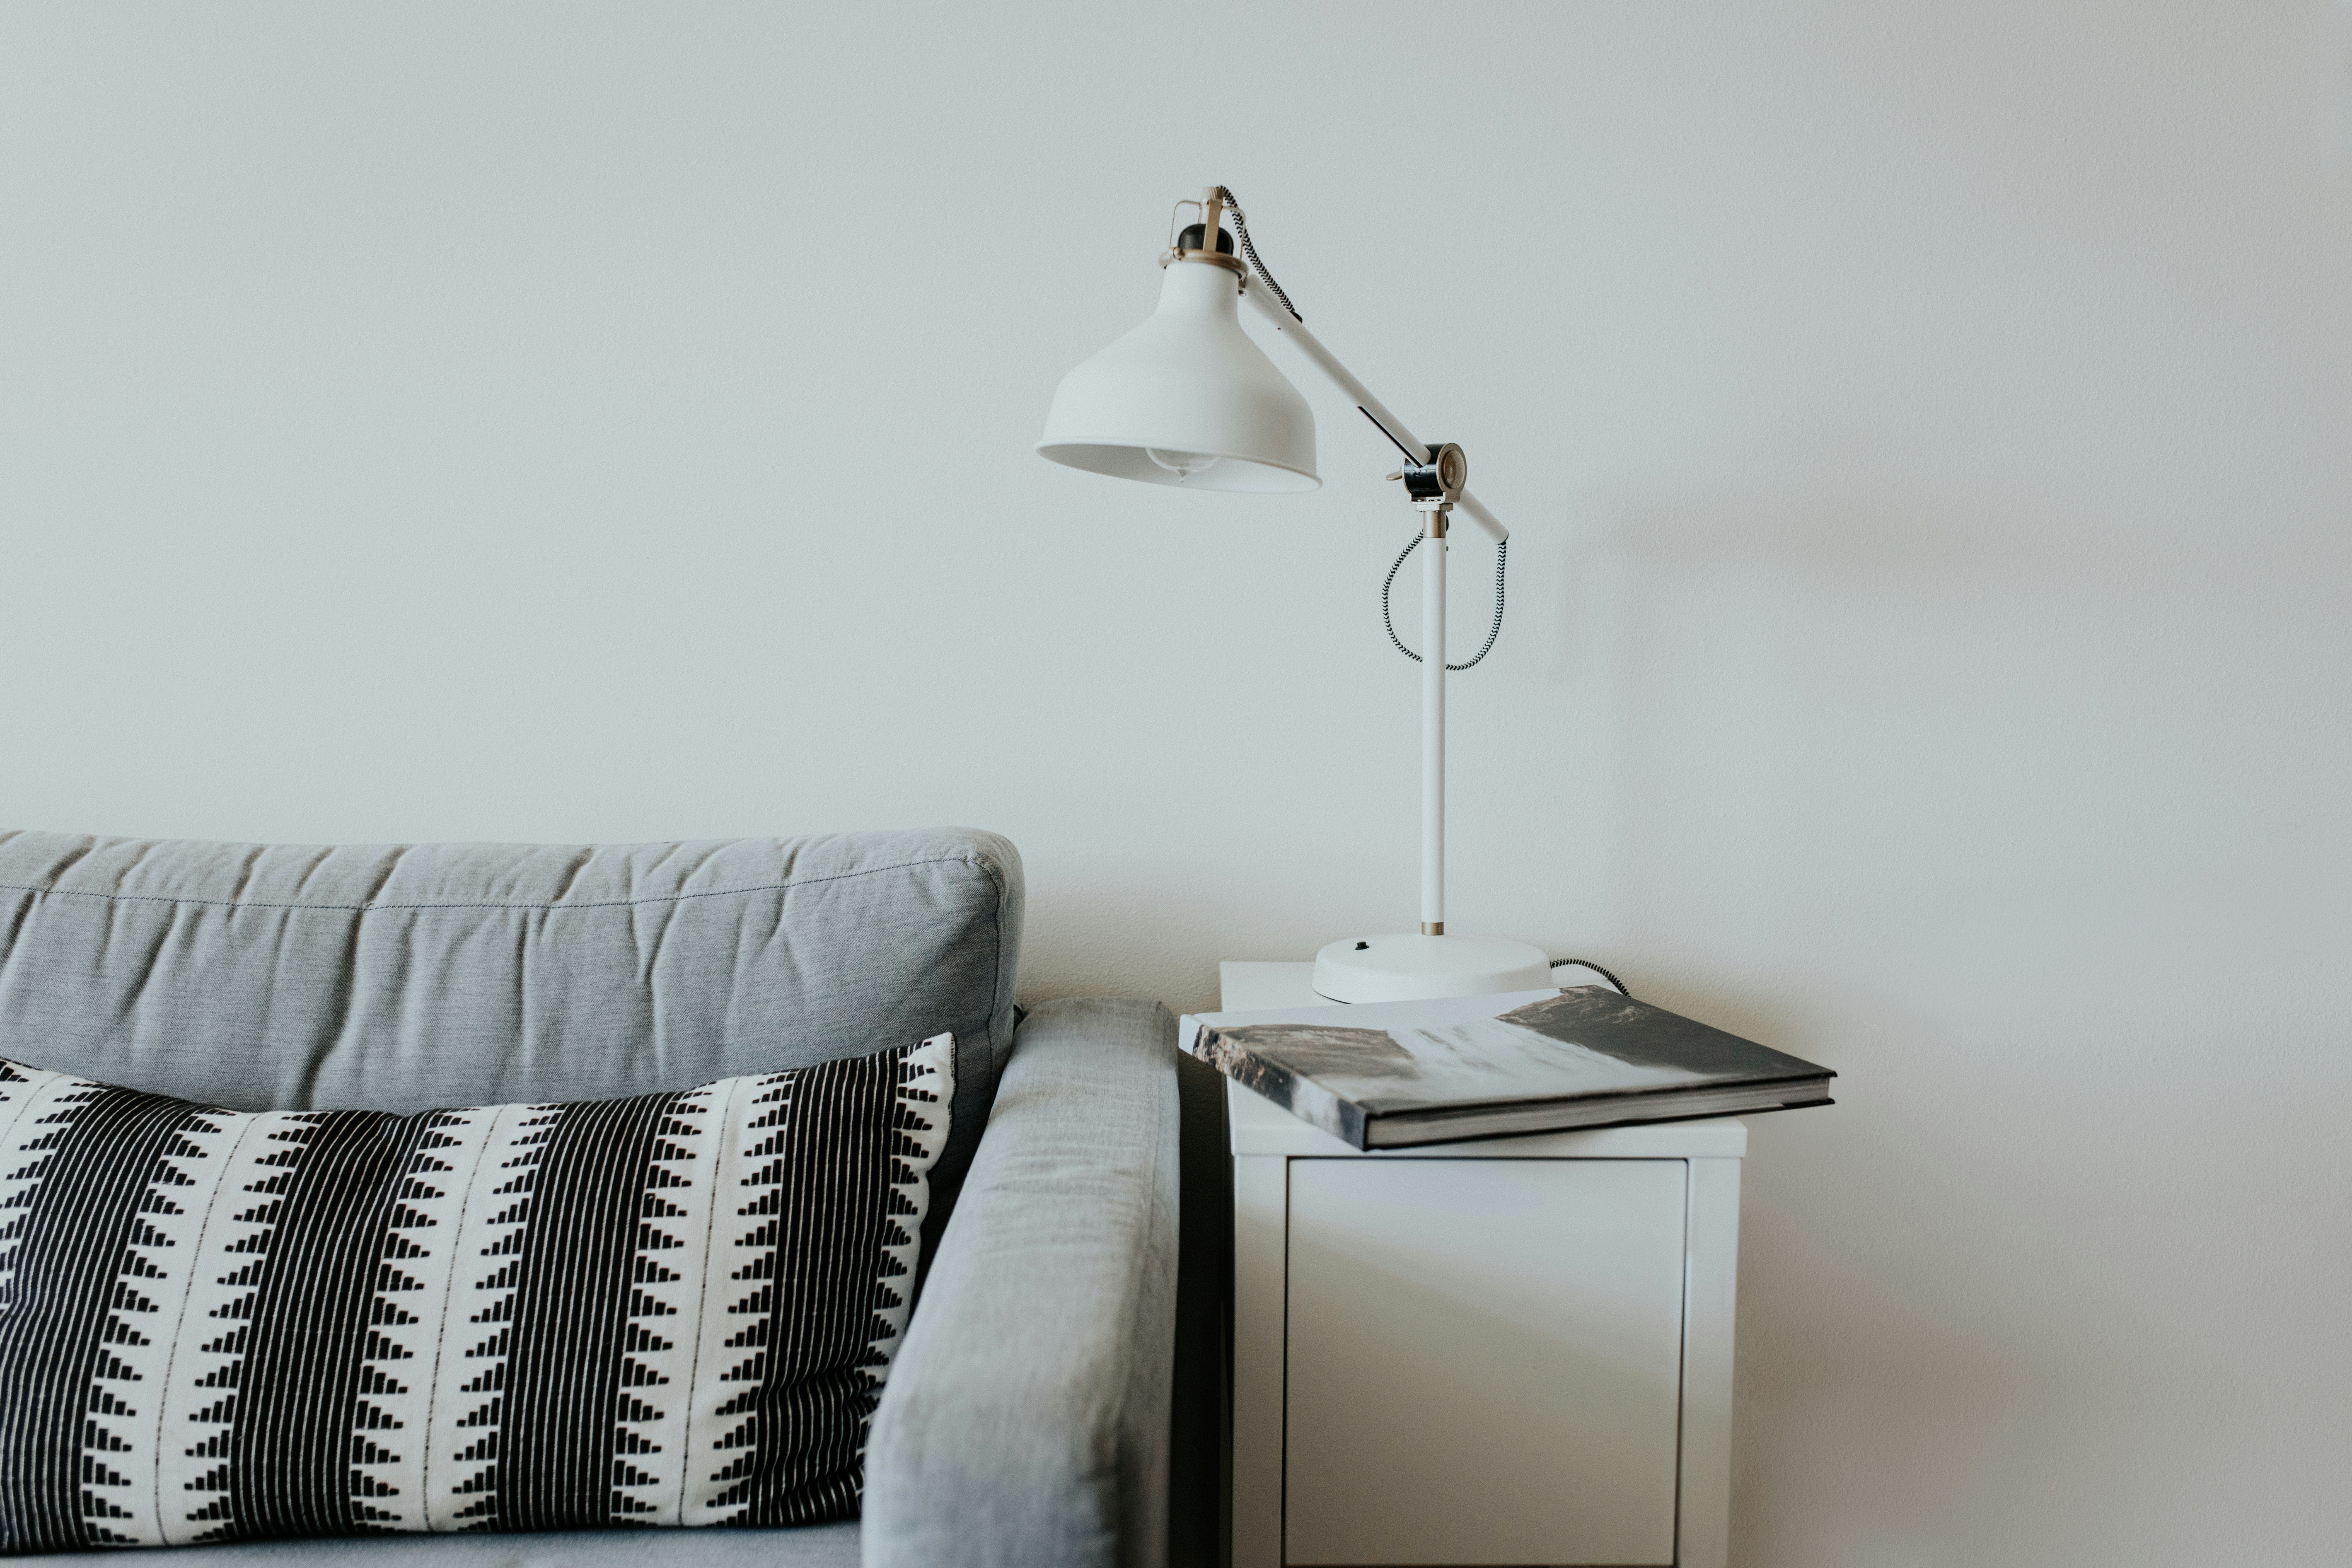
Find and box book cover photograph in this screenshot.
[1191,987,1835,1149]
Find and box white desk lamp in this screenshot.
[1037,186,1555,1004]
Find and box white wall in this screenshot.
[5,3,2348,1561]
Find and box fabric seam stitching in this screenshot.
[0,854,985,916]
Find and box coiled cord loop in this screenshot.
[1382,535,1507,671]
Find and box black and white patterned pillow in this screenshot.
[0,1034,952,1553]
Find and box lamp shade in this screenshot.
[1037,259,1319,493]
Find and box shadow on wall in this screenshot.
[1560,458,2351,1562]
[1568,458,2316,1026]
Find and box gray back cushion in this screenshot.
[0,826,1023,1230]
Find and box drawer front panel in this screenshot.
[1284,1158,1687,1566]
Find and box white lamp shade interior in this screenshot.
[1037,259,1319,493]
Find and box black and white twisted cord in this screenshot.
[1549,957,1632,998]
[1206,187,1508,674]
[1382,534,1507,671]
[1213,185,1300,321]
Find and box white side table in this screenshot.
[1199,962,1746,1568]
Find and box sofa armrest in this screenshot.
[864,997,1181,1568]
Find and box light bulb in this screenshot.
[1145,447,1221,481]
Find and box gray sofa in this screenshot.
[0,826,1182,1567]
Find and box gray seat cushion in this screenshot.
[0,826,1022,1238]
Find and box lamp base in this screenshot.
[1311,933,1555,1004]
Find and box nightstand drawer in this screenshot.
[1283,1158,1688,1567]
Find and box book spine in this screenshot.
[1191,1030,1368,1149]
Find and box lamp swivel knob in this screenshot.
[1394,442,1468,507]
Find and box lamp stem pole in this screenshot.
[1421,509,1447,935]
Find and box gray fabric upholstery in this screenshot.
[7,1521,860,1566]
[0,829,1184,1566]
[0,827,1022,1237]
[864,997,1181,1568]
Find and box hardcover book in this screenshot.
[1186,986,1835,1149]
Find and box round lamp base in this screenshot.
[1311,934,1556,1004]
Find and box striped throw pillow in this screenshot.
[0,1034,952,1551]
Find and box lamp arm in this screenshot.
[1241,282,1510,544]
